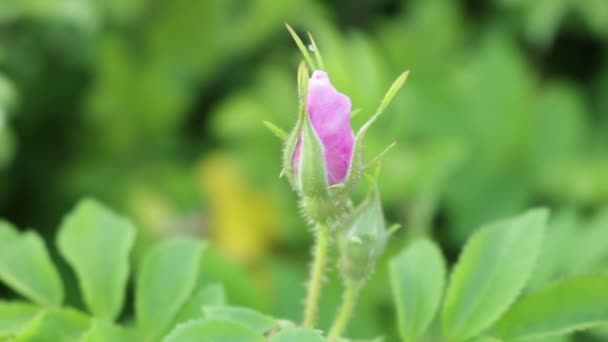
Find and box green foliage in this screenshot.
[14,308,89,342]
[493,275,608,340]
[81,319,133,342]
[390,238,446,341]
[0,200,226,341]
[441,209,548,340]
[0,198,606,341]
[136,238,206,341]
[0,302,38,339]
[270,327,325,341]
[386,208,608,342]
[0,221,63,306]
[57,199,135,320]
[172,283,226,324]
[1,0,608,341]
[162,319,265,342]
[201,306,276,335]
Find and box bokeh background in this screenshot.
[1,0,608,340]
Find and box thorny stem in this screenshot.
[303,223,330,328]
[328,284,360,341]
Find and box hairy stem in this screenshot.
[303,223,330,328]
[328,284,360,341]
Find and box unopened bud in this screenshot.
[338,188,388,285]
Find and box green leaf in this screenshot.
[81,319,134,342]
[136,238,206,341]
[390,238,446,342]
[173,283,226,324]
[0,301,40,339]
[270,327,325,341]
[441,208,548,341]
[0,221,63,306]
[197,247,266,311]
[467,337,503,342]
[57,199,136,320]
[162,319,264,342]
[202,306,276,335]
[526,210,580,291]
[14,308,90,342]
[492,275,608,340]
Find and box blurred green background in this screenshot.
[1,0,608,340]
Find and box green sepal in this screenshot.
[298,114,329,199]
[285,24,316,70]
[282,61,309,188]
[263,121,287,140]
[343,71,409,192]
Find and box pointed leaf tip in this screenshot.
[365,141,398,169]
[285,23,316,70]
[380,70,410,112]
[388,223,402,236]
[307,32,325,70]
[263,121,288,140]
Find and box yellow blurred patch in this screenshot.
[197,153,278,265]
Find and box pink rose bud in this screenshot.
[292,70,355,185]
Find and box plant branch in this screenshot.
[328,283,361,341]
[303,223,330,327]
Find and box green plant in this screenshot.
[0,24,608,342]
[1,200,607,341]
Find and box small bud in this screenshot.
[337,187,388,285]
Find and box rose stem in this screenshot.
[328,284,360,341]
[303,223,330,327]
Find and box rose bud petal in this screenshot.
[292,70,355,185]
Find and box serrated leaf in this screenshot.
[441,208,548,341]
[492,275,608,340]
[81,319,134,342]
[136,238,205,341]
[0,301,40,339]
[390,238,446,342]
[202,306,276,335]
[0,221,63,306]
[162,319,264,342]
[13,308,90,342]
[270,327,325,341]
[57,199,136,321]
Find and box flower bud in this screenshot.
[282,69,359,223]
[337,188,388,285]
[287,70,356,189]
